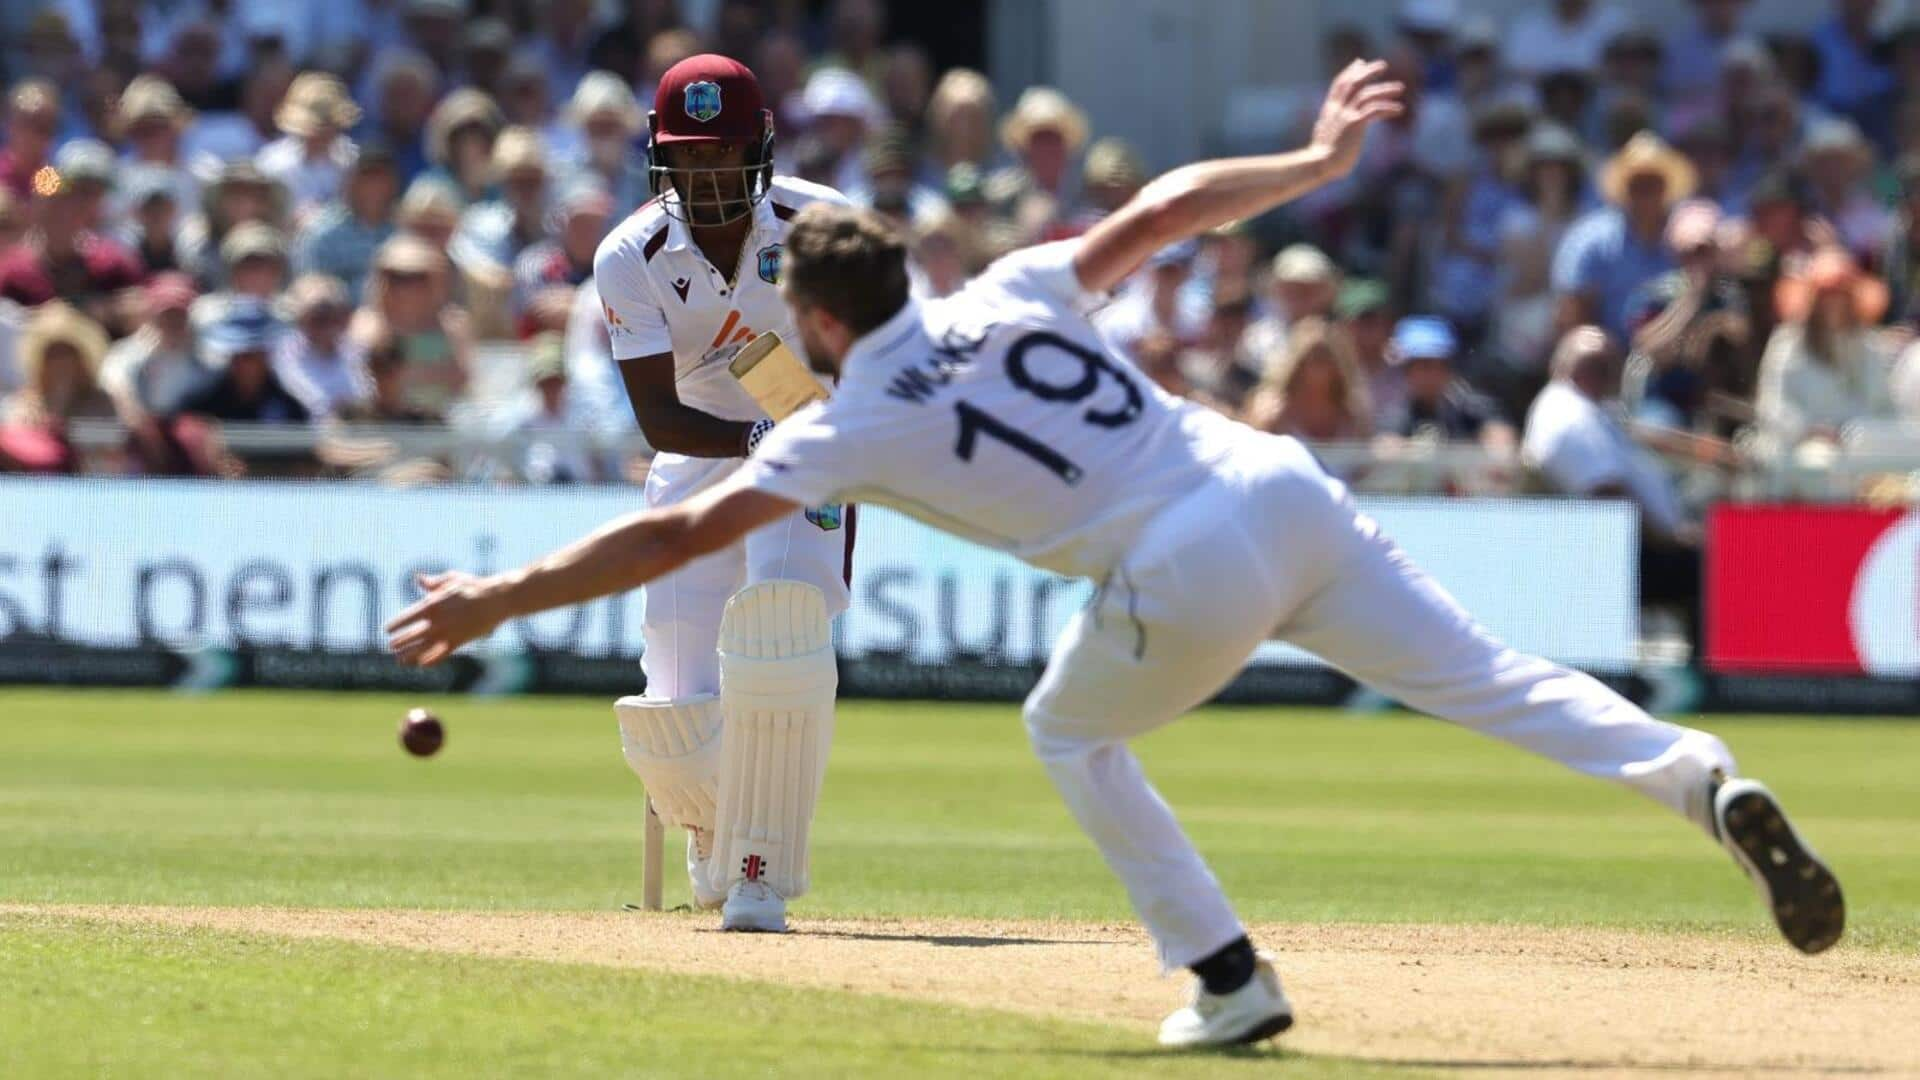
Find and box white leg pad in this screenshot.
[614,695,722,835]
[708,581,837,899]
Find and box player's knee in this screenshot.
[1022,700,1103,765]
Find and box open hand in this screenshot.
[385,570,512,667]
[1310,60,1406,181]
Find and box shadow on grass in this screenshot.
[901,1042,1890,1076]
[786,927,1110,948]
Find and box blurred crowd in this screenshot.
[7,0,1920,535]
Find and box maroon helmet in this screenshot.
[648,54,775,226]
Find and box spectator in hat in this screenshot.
[1597,27,1667,135]
[0,301,113,474]
[1811,0,1897,140]
[498,50,566,150]
[181,55,297,167]
[47,139,118,234]
[451,126,551,274]
[512,175,611,335]
[178,161,289,291]
[988,86,1088,224]
[348,233,471,414]
[853,128,946,224]
[178,297,307,432]
[115,76,200,212]
[1396,0,1461,93]
[117,167,186,275]
[1667,0,1756,123]
[334,332,442,425]
[1242,244,1341,364]
[1506,0,1632,79]
[800,67,883,196]
[1095,240,1207,363]
[1245,317,1374,444]
[1079,137,1147,220]
[423,88,507,205]
[1332,278,1407,427]
[0,81,61,201]
[923,69,998,179]
[1523,325,1704,639]
[502,331,600,484]
[396,175,513,341]
[1496,124,1592,378]
[362,48,438,184]
[1619,199,1756,431]
[0,158,143,329]
[907,208,973,300]
[1554,131,1696,338]
[1180,289,1263,414]
[99,272,213,472]
[1536,66,1599,139]
[561,72,649,220]
[295,143,401,301]
[192,222,289,333]
[1378,316,1515,449]
[257,72,362,222]
[1451,16,1514,113]
[1192,219,1264,317]
[461,18,515,101]
[1801,119,1892,261]
[1754,247,1898,460]
[275,273,367,419]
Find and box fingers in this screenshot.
[1353,81,1405,110]
[1334,59,1389,99]
[384,595,436,633]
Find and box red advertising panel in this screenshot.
[1706,505,1914,674]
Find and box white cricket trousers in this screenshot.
[640,453,853,698]
[1022,433,1733,970]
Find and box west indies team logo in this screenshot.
[757,243,783,284]
[806,503,842,531]
[684,80,723,123]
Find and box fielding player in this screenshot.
[592,54,854,932]
[389,62,1844,1047]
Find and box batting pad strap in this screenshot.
[614,694,723,834]
[710,581,838,899]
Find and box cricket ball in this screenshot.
[400,708,445,757]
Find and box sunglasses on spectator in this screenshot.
[13,112,57,133]
[382,269,430,284]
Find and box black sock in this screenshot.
[1189,935,1256,995]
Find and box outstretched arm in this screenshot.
[385,480,798,666]
[1072,60,1404,295]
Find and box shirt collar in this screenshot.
[841,297,924,375]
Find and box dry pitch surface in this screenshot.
[16,904,1919,1077]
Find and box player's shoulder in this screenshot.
[594,197,673,273]
[765,175,853,221]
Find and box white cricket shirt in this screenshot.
[593,175,850,424]
[738,240,1255,579]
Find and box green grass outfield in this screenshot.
[3,688,1917,1076]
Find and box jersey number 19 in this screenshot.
[952,331,1143,485]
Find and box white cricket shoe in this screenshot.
[1157,952,1293,1048]
[1713,777,1845,954]
[720,880,788,933]
[686,830,725,911]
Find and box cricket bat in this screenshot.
[729,331,829,421]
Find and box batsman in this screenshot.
[591,54,853,932]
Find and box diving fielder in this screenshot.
[592,54,852,931]
[390,62,1844,1048]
